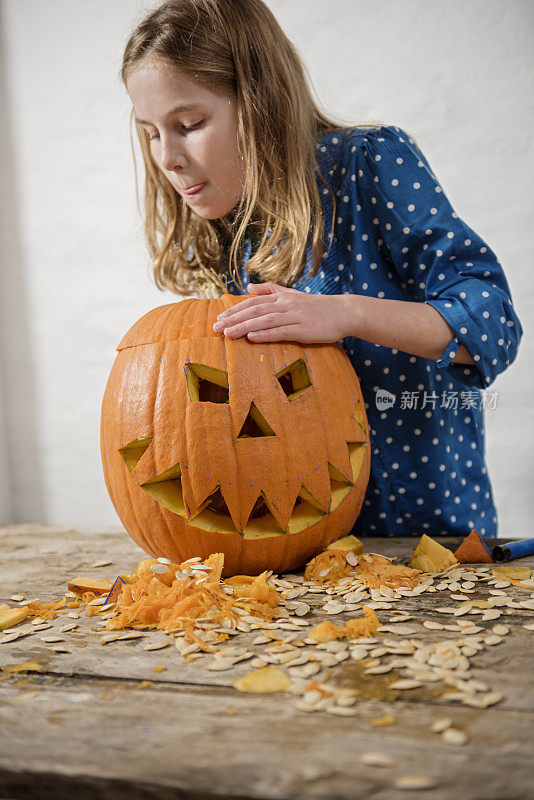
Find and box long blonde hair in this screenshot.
[121,0,386,294]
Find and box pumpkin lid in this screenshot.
[116,296,242,351]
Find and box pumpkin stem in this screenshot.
[194,265,228,299]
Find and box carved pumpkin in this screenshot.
[100,293,371,576]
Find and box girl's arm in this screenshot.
[343,125,523,389]
[340,294,474,364]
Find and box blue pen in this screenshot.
[492,538,534,562]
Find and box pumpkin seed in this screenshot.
[325,705,358,716]
[295,700,319,712]
[360,752,396,768]
[145,641,170,651]
[431,717,452,733]
[379,624,418,635]
[442,727,468,745]
[522,623,534,631]
[343,592,366,604]
[59,623,77,633]
[101,633,122,644]
[369,646,388,657]
[481,610,502,621]
[301,689,322,704]
[206,659,237,670]
[423,620,444,630]
[390,679,423,690]
[282,653,309,667]
[365,664,393,675]
[484,635,503,646]
[335,693,357,707]
[322,603,345,615]
[248,657,267,668]
[1,632,22,643]
[40,635,65,643]
[453,606,472,617]
[394,775,438,790]
[467,679,489,692]
[349,646,370,661]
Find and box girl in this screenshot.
[122,0,522,539]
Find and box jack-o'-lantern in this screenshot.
[100,285,370,576]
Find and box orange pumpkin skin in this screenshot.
[100,294,371,576]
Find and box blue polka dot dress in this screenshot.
[224,125,523,538]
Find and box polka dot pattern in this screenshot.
[223,124,523,540]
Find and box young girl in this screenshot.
[122,0,522,539]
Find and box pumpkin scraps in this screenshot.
[2,534,534,724]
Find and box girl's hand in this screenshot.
[212,282,349,344]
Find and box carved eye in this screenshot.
[185,363,229,403]
[275,358,312,400]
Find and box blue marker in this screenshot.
[492,538,534,562]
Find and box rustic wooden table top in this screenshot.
[0,524,533,800]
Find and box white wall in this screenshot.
[0,0,532,535]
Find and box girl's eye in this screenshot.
[147,120,203,141]
[182,120,204,132]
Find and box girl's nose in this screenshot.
[159,136,187,172]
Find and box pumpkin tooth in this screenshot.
[118,437,153,473]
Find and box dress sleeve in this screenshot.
[349,124,523,389]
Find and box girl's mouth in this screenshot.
[183,183,206,196]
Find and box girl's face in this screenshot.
[126,58,246,220]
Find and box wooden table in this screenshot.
[1,524,533,800]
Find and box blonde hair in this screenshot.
[121,0,387,294]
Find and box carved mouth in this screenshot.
[119,437,366,540]
[118,357,368,540]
